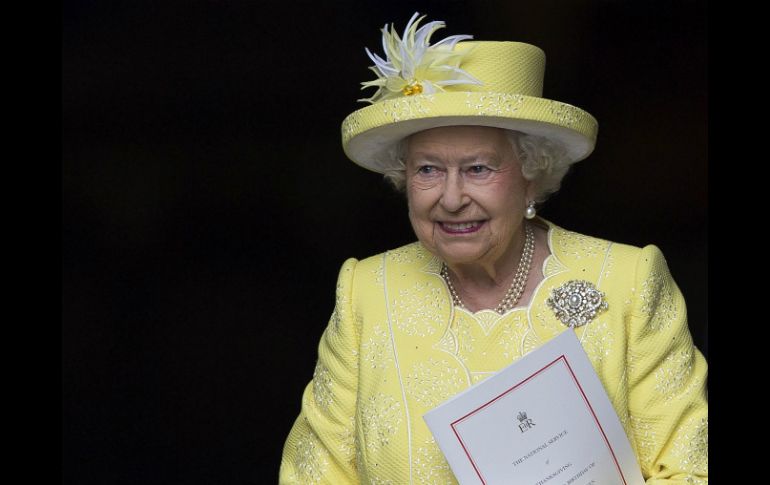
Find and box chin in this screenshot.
[436,247,487,266]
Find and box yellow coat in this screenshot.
[279,219,708,484]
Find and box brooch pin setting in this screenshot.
[547,280,608,328]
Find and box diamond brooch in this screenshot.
[547,280,608,328]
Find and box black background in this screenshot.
[63,1,707,483]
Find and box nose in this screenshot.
[439,170,469,212]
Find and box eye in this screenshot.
[467,165,491,175]
[416,165,438,175]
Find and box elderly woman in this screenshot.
[279,13,707,484]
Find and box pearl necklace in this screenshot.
[441,223,535,315]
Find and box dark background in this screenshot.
[63,0,707,483]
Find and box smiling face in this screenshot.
[405,126,534,273]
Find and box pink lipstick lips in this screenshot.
[439,221,485,234]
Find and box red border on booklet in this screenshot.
[449,354,628,485]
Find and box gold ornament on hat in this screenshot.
[358,12,482,104]
[547,280,608,328]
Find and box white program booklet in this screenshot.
[423,328,645,485]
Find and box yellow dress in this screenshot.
[279,219,708,484]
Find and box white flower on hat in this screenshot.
[358,12,483,104]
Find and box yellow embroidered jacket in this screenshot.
[279,219,708,484]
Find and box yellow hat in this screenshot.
[341,13,598,173]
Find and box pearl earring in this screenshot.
[525,201,536,220]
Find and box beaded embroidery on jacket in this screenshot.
[290,220,707,483]
[373,222,628,482]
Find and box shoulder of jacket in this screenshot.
[548,222,645,262]
[358,241,430,266]
[345,241,436,287]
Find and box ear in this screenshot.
[524,179,537,204]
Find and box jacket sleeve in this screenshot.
[279,258,361,484]
[626,245,708,484]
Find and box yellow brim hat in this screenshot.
[341,16,598,174]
